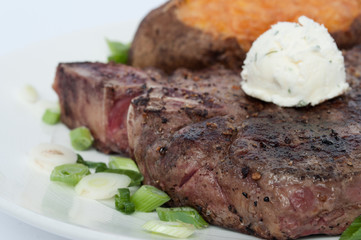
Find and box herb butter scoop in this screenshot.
[241,16,349,107]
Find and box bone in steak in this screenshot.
[53,46,361,239]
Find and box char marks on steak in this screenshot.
[53,46,361,239]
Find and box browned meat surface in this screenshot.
[53,62,151,154]
[53,46,361,239]
[129,46,361,239]
[54,63,242,155]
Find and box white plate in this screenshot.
[0,21,338,240]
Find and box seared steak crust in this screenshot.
[128,46,361,239]
[53,62,152,154]
[54,46,361,239]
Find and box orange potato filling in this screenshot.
[176,0,361,51]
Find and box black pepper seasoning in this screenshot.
[241,166,249,178]
[159,146,168,155]
[161,117,168,124]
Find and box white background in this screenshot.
[0,1,165,239]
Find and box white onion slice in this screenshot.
[75,172,131,200]
[142,220,195,238]
[19,84,39,103]
[29,143,77,174]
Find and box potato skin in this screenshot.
[128,0,246,73]
[331,14,361,49]
[129,0,361,73]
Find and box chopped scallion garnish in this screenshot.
[69,127,94,151]
[95,166,143,187]
[75,172,131,200]
[115,188,135,214]
[156,207,208,228]
[29,143,77,174]
[50,163,90,186]
[109,156,140,173]
[117,188,131,202]
[340,215,361,240]
[20,84,38,103]
[76,154,107,169]
[130,185,170,212]
[142,220,195,238]
[106,39,131,64]
[42,108,60,125]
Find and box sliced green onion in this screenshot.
[69,127,94,151]
[95,166,143,187]
[109,156,140,172]
[118,201,135,214]
[50,163,90,186]
[29,143,77,174]
[75,172,131,200]
[106,39,131,64]
[115,188,135,214]
[76,154,107,169]
[340,215,361,240]
[42,108,60,125]
[117,188,131,202]
[156,207,208,229]
[130,185,170,212]
[95,165,107,172]
[129,186,140,196]
[142,220,195,239]
[20,84,38,103]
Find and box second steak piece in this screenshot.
[53,62,244,155]
[53,62,151,154]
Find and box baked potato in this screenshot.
[129,0,361,73]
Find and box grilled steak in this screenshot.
[53,62,153,154]
[54,63,243,154]
[53,46,361,239]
